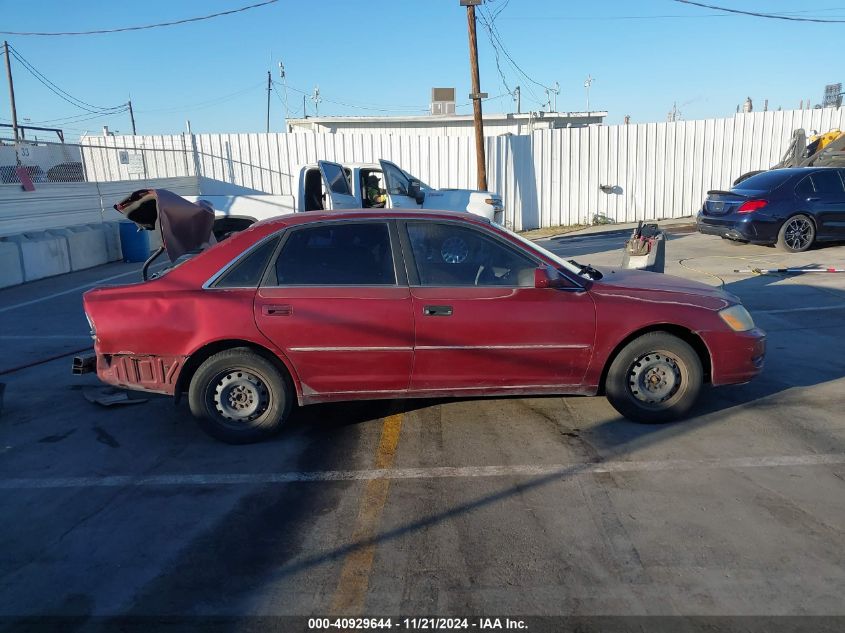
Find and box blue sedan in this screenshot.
[696,167,845,252]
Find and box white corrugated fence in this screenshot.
[77,106,845,230]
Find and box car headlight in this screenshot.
[719,304,755,331]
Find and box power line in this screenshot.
[477,3,548,108]
[0,0,279,36]
[135,82,265,114]
[673,0,845,22]
[9,44,126,113]
[276,81,429,114]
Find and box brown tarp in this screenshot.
[114,189,216,262]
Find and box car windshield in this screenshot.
[733,170,794,192]
[494,223,587,277]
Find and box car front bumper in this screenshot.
[704,327,766,386]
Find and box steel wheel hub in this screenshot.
[628,352,681,404]
[784,218,812,250]
[213,370,269,421]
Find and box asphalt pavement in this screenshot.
[1,228,844,629]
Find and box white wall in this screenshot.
[79,107,845,230]
[0,176,201,237]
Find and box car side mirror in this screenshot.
[534,266,568,289]
[408,179,425,204]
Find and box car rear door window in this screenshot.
[272,222,395,285]
[406,222,537,287]
[213,235,280,288]
[795,176,814,197]
[810,170,845,195]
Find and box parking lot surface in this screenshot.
[1,227,844,624]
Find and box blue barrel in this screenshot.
[119,221,151,263]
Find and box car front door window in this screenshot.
[406,222,537,287]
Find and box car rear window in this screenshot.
[272,222,395,286]
[733,170,794,191]
[213,235,280,288]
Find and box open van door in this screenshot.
[318,160,359,210]
[379,159,425,209]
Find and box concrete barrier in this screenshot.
[101,222,122,261]
[49,226,110,271]
[0,239,24,289]
[9,231,71,282]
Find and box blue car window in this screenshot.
[810,170,845,195]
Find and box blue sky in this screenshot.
[1,0,843,138]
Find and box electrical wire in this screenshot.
[673,0,845,22]
[135,82,265,114]
[476,3,551,108]
[9,45,127,113]
[275,82,429,114]
[0,0,279,36]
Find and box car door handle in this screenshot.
[423,305,453,317]
[262,304,292,316]
[806,197,821,202]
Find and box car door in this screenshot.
[253,220,414,397]
[401,220,596,394]
[379,159,422,209]
[804,170,845,238]
[317,160,359,210]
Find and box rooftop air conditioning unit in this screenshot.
[430,87,456,116]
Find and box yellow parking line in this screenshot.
[329,412,403,615]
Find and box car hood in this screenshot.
[590,267,737,309]
[114,189,216,262]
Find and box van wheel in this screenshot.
[776,214,815,252]
[605,332,702,424]
[188,348,292,444]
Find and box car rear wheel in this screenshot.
[605,332,703,424]
[188,348,292,444]
[776,214,815,253]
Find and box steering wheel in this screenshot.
[441,237,468,264]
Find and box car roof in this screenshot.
[251,209,491,231]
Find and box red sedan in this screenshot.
[82,210,765,444]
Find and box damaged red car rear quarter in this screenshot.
[82,223,293,397]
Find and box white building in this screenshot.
[285,110,607,137]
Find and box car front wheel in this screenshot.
[188,348,292,444]
[776,214,815,252]
[605,332,703,423]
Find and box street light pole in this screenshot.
[461,0,487,191]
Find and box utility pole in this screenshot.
[513,85,521,114]
[127,99,137,135]
[461,0,487,191]
[584,75,593,112]
[265,70,271,133]
[311,85,321,117]
[3,41,20,143]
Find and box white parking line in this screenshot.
[1,453,842,490]
[0,264,166,315]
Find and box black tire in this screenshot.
[605,332,703,424]
[188,348,292,444]
[776,214,815,253]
